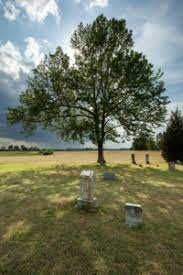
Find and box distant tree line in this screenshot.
[132,133,159,150]
[0,145,40,151]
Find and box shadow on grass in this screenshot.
[0,164,183,274]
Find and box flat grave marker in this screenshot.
[103,171,116,181]
[124,203,143,227]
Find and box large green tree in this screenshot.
[7,15,168,165]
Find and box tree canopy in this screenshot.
[160,109,183,163]
[7,14,168,164]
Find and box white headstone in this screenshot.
[125,203,143,227]
[77,170,97,209]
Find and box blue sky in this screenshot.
[0,0,183,148]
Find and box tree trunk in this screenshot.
[97,144,106,165]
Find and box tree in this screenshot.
[14,145,20,151]
[21,145,28,151]
[132,133,158,150]
[8,145,14,151]
[160,109,183,162]
[7,15,168,165]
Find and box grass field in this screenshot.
[0,150,164,164]
[0,151,39,157]
[0,153,183,274]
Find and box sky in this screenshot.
[0,0,183,149]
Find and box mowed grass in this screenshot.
[0,161,183,274]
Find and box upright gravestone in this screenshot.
[168,162,176,172]
[77,170,97,209]
[145,154,150,164]
[131,153,137,165]
[124,203,143,227]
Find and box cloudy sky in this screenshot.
[0,0,183,149]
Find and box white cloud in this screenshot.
[134,22,183,68]
[167,102,183,113]
[3,0,60,23]
[0,41,29,80]
[134,22,183,85]
[0,137,41,148]
[25,37,44,66]
[75,0,108,9]
[3,0,20,21]
[122,0,183,85]
[0,38,44,80]
[89,0,108,8]
[163,67,183,85]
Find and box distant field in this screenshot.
[0,151,39,157]
[0,150,164,165]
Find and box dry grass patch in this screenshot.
[0,163,182,274]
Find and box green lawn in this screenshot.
[0,151,39,157]
[0,163,183,274]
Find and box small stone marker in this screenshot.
[124,203,143,227]
[77,170,97,209]
[145,154,150,164]
[131,153,137,164]
[103,171,116,181]
[168,162,176,172]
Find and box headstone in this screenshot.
[77,170,97,209]
[168,162,176,172]
[124,203,143,227]
[145,154,150,164]
[103,171,116,181]
[131,153,137,164]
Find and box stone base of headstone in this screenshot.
[124,203,143,227]
[103,171,116,181]
[77,197,98,211]
[168,162,176,172]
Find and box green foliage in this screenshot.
[160,109,183,162]
[40,149,54,155]
[7,15,168,164]
[132,133,158,150]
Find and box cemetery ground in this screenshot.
[0,152,183,274]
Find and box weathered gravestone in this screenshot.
[77,170,97,209]
[131,153,137,165]
[168,162,176,172]
[103,171,116,181]
[124,203,143,227]
[145,154,150,164]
